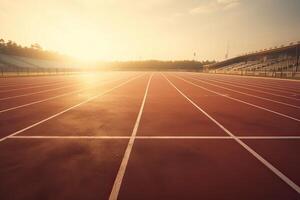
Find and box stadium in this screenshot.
[208,42,300,78]
[0,1,300,200]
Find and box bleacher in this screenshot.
[0,53,84,76]
[209,42,300,78]
[0,53,74,69]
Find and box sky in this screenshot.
[0,0,299,61]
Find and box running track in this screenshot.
[0,72,299,200]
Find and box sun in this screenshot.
[46,18,115,61]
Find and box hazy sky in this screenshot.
[0,0,299,61]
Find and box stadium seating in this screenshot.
[0,53,73,69]
[209,42,300,78]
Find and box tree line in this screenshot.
[0,38,66,61]
[96,60,215,71]
[0,38,215,71]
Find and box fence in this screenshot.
[209,70,300,79]
[0,67,83,77]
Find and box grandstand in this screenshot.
[208,42,300,79]
[0,53,83,76]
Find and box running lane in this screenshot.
[199,73,300,95]
[0,73,140,139]
[118,139,299,199]
[0,73,120,110]
[243,139,300,186]
[116,73,299,199]
[19,74,150,136]
[0,73,150,200]
[188,73,300,106]
[0,75,75,86]
[137,73,225,136]
[0,72,118,98]
[165,73,300,136]
[178,73,300,119]
[0,138,129,200]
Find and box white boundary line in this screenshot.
[184,75,300,109]
[10,135,131,139]
[173,74,300,122]
[190,74,300,101]
[109,73,153,200]
[163,73,300,194]
[136,136,232,139]
[0,74,144,142]
[9,136,231,139]
[0,76,130,113]
[8,135,300,140]
[238,136,300,139]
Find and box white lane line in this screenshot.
[215,78,300,97]
[10,136,131,139]
[0,80,68,93]
[136,136,232,139]
[194,73,300,95]
[109,73,153,200]
[9,135,232,139]
[0,80,64,88]
[239,80,300,93]
[224,81,300,96]
[137,136,300,139]
[163,73,300,194]
[0,83,80,101]
[0,76,129,113]
[190,75,300,101]
[0,77,76,88]
[0,72,113,101]
[238,136,300,139]
[173,74,300,122]
[8,135,300,140]
[233,80,300,96]
[184,75,300,109]
[0,74,144,143]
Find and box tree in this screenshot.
[31,43,42,50]
[0,38,5,46]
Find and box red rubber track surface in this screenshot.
[0,72,299,200]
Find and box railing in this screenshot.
[0,67,83,77]
[210,68,300,79]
